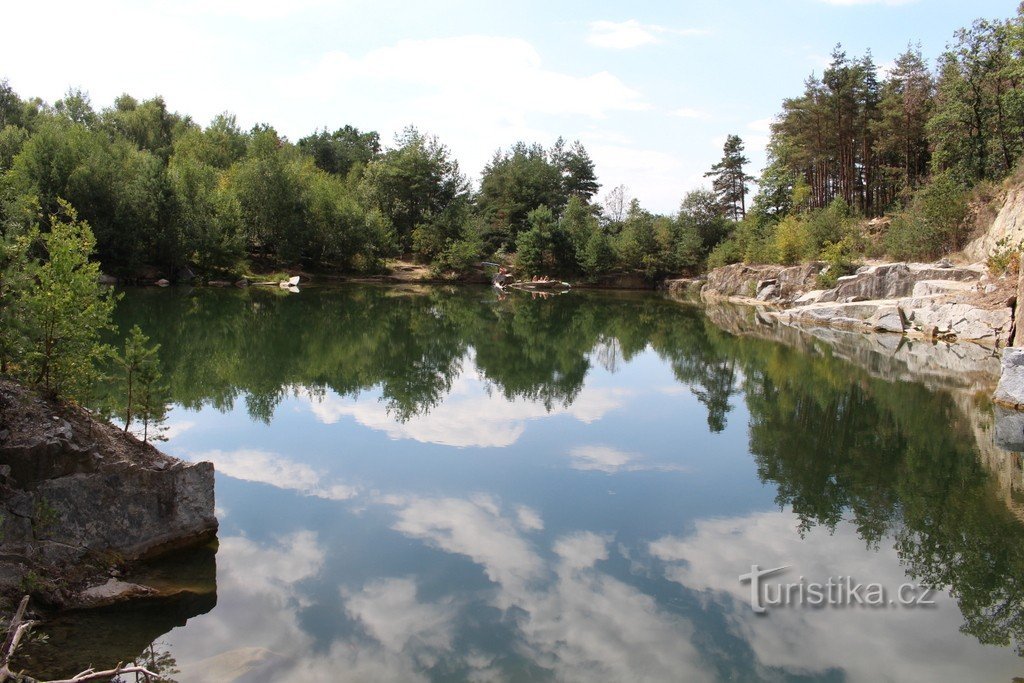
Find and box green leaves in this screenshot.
[14,200,117,400]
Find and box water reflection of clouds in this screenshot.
[567,444,691,474]
[186,448,359,501]
[381,494,715,682]
[299,374,633,448]
[162,497,1024,682]
[649,511,1023,682]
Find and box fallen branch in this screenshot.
[1,595,31,682]
[44,663,162,682]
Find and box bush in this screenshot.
[817,237,858,288]
[884,171,968,260]
[772,215,814,265]
[707,238,743,269]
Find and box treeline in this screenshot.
[0,84,734,281]
[712,5,1024,271]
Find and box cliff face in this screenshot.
[0,379,217,608]
[963,185,1024,261]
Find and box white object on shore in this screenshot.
[279,275,300,288]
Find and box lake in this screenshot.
[24,284,1024,682]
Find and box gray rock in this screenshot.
[911,280,977,297]
[97,273,118,286]
[755,283,779,301]
[994,348,1024,409]
[869,306,906,333]
[911,302,1012,343]
[155,278,170,287]
[794,289,826,304]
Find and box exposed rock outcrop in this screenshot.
[0,379,217,608]
[697,259,1015,345]
[963,184,1024,261]
[701,262,822,303]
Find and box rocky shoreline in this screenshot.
[0,378,217,614]
[669,259,1018,345]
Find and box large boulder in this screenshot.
[906,300,1012,343]
[818,263,982,303]
[0,379,217,606]
[703,262,821,302]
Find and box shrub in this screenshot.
[772,215,814,265]
[818,237,858,289]
[707,238,743,269]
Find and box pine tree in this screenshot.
[705,135,754,220]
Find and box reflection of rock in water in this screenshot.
[988,407,1024,522]
[15,541,217,680]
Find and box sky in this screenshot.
[1,0,1019,213]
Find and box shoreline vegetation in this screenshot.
[4,7,1024,294]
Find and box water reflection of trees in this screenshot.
[110,286,739,424]
[109,285,1024,652]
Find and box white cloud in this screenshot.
[586,20,707,50]
[290,36,647,120]
[161,419,197,441]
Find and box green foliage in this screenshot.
[361,127,468,253]
[581,226,616,276]
[986,237,1021,276]
[678,188,732,258]
[515,205,567,276]
[16,201,117,399]
[818,236,858,288]
[476,139,599,252]
[704,134,754,220]
[298,125,380,177]
[706,237,744,270]
[884,171,969,259]
[771,215,814,265]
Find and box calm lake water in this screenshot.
[25,285,1024,681]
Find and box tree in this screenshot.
[298,125,380,177]
[476,142,567,248]
[109,325,160,434]
[167,154,245,272]
[679,189,731,257]
[553,138,600,202]
[0,214,32,373]
[515,205,570,275]
[874,44,933,194]
[361,127,468,253]
[602,184,630,225]
[18,200,117,399]
[705,135,754,220]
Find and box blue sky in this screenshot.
[2,0,1018,212]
